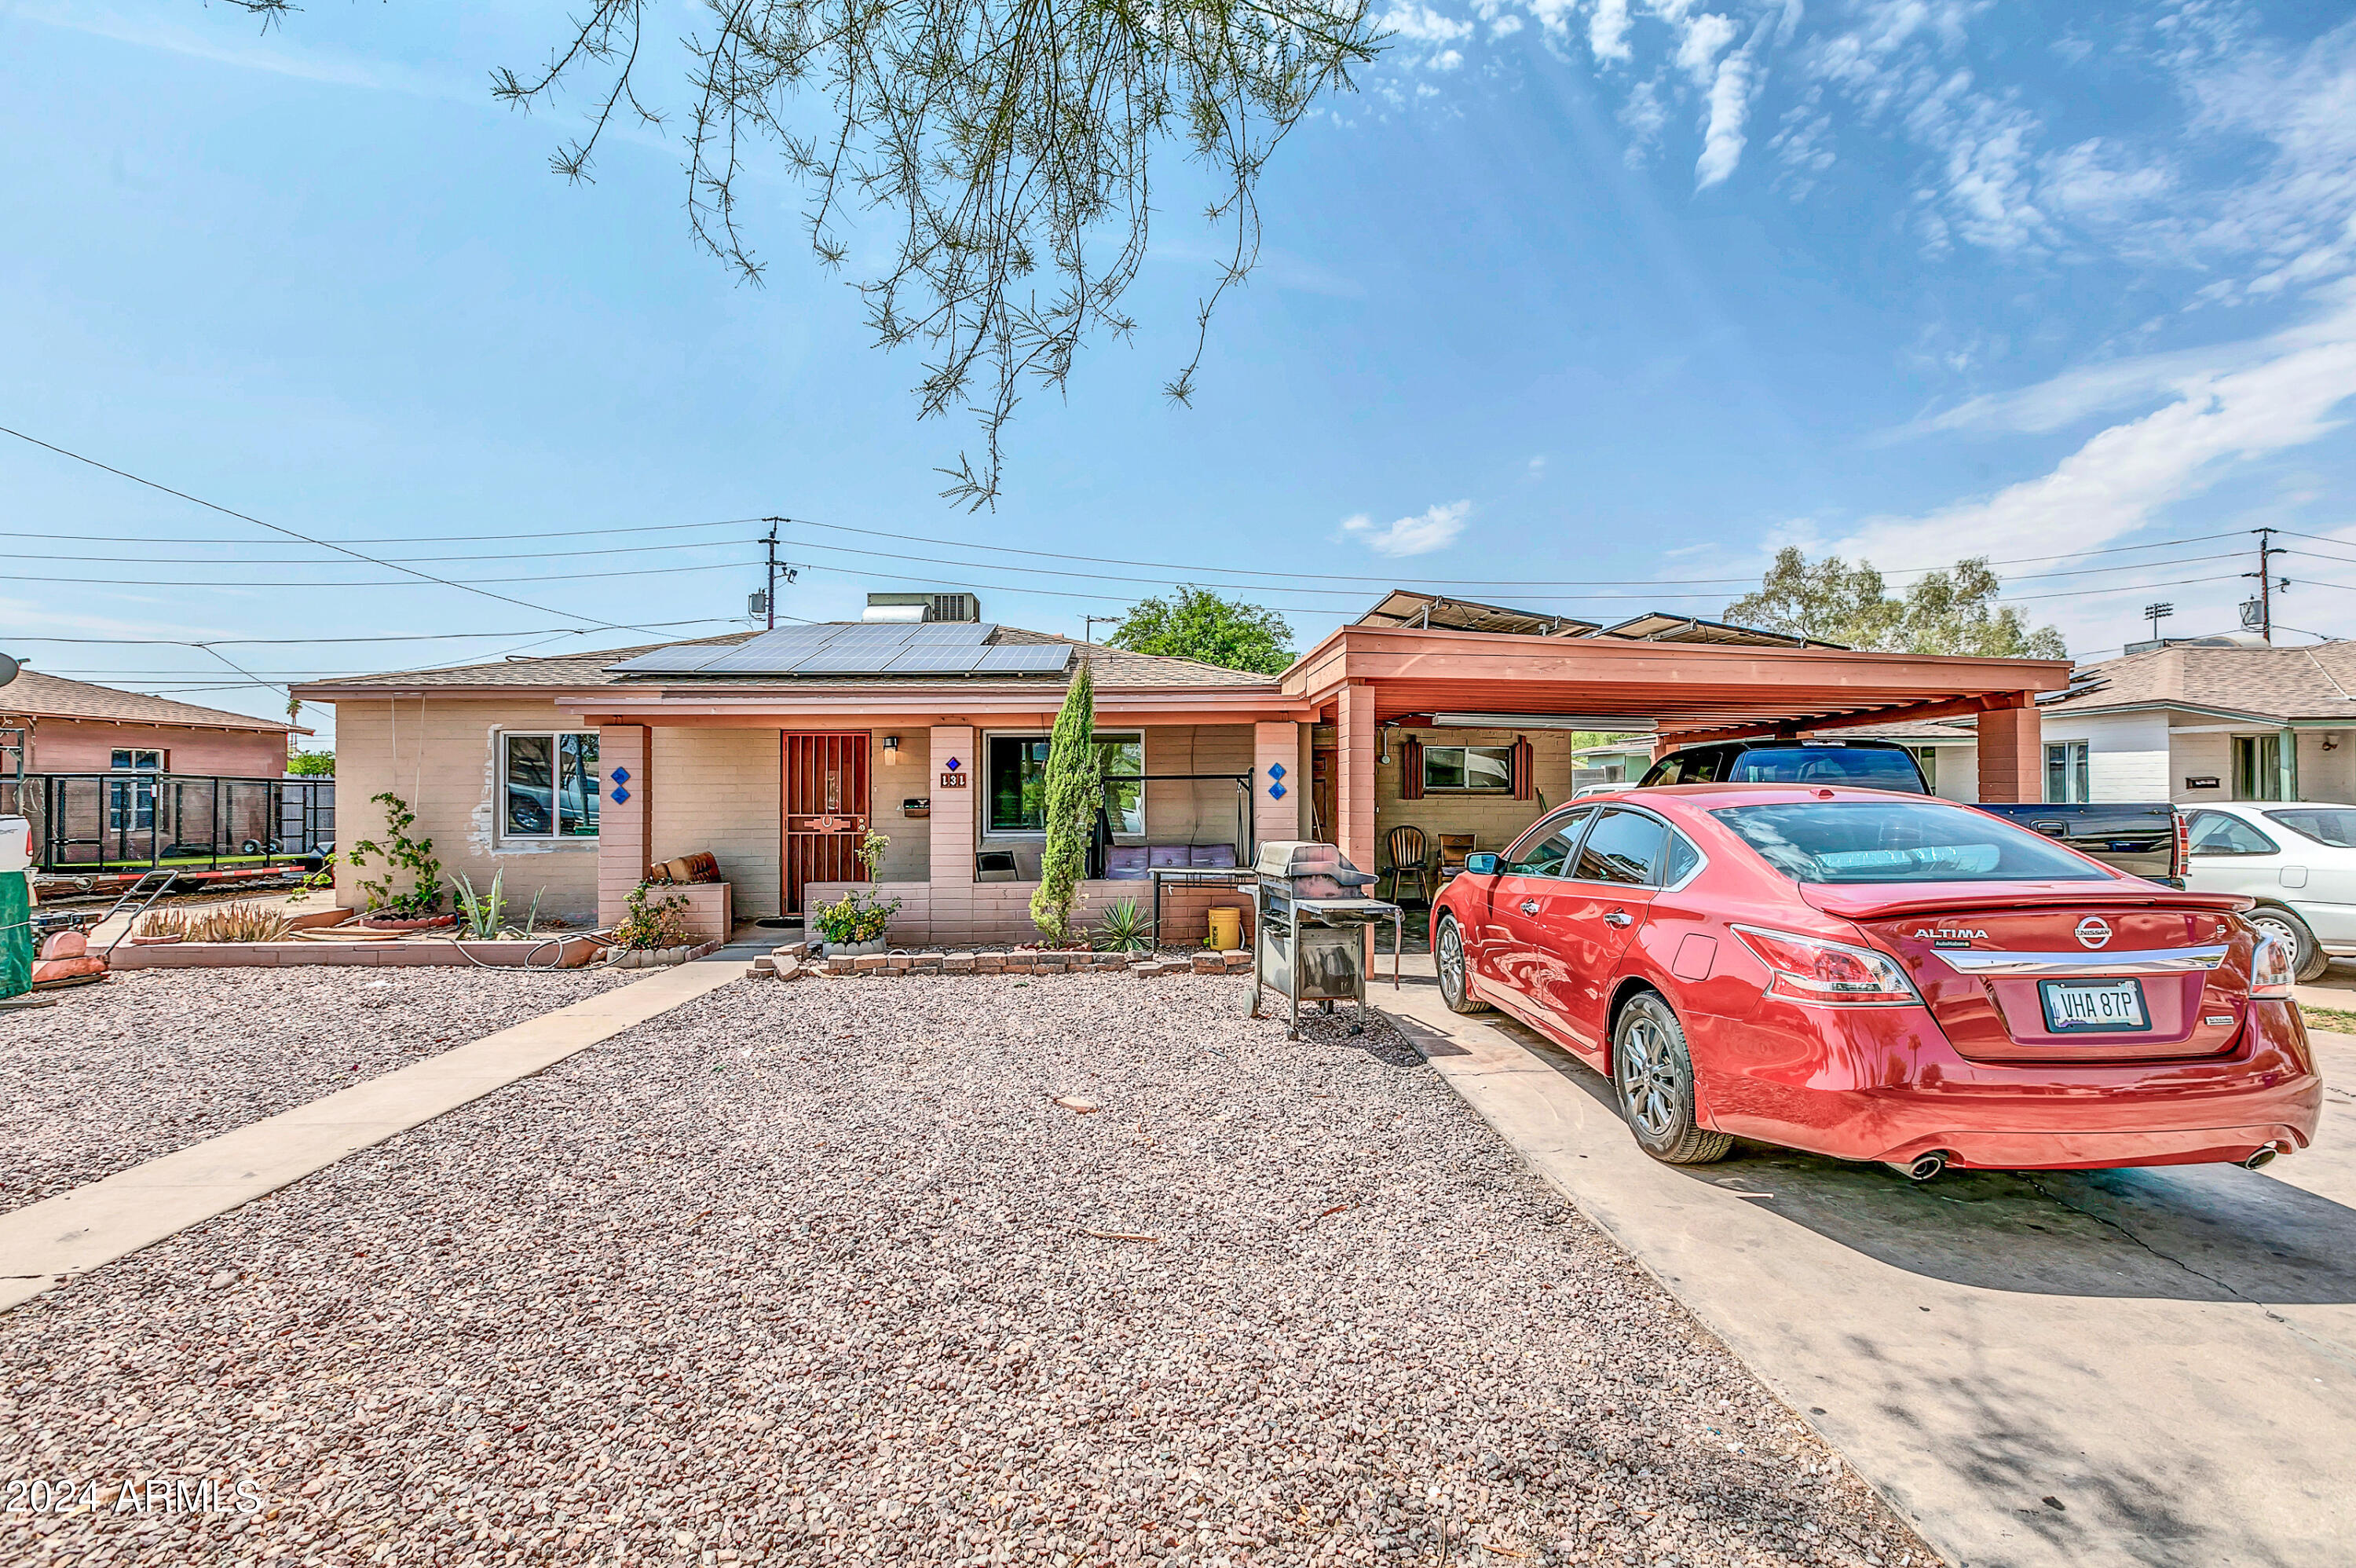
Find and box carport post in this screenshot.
[1976,694,2042,803]
[1335,682,1377,876]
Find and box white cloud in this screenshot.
[1590,0,1633,63]
[1696,40,1761,189]
[1380,3,1475,68]
[1830,283,2356,568]
[1341,500,1474,556]
[1527,455,1549,476]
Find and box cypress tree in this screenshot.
[1030,665,1099,944]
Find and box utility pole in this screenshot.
[763,523,781,630]
[2242,528,2288,642]
[1083,614,1124,645]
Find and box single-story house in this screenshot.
[1,669,301,777]
[293,590,2071,945]
[2036,640,2356,806]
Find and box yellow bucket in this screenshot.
[1206,906,1243,952]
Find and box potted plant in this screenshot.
[811,831,901,956]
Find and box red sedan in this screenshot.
[1429,785,2321,1176]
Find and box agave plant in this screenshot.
[1092,898,1151,953]
[187,901,293,943]
[135,908,194,940]
[450,871,508,939]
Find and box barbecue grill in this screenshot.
[1248,841,1403,1038]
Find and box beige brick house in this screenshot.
[295,592,2069,945]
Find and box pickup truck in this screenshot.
[1636,737,2185,886]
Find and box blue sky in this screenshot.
[5,0,2354,745]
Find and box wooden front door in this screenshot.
[782,733,872,914]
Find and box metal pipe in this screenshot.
[1885,1150,1949,1182]
[2244,1146,2279,1170]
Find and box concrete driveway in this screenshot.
[1380,958,2356,1568]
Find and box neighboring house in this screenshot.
[293,589,2069,943]
[2036,641,2356,806]
[0,669,300,777]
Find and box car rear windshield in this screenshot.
[1710,801,2113,884]
[2266,809,2356,849]
[1724,747,1924,789]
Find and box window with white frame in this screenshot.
[501,733,600,839]
[985,731,1143,834]
[1423,744,1513,793]
[2044,741,2089,804]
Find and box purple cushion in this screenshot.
[1147,845,1190,869]
[1189,844,1237,868]
[1105,846,1149,880]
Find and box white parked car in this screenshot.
[2181,800,2356,981]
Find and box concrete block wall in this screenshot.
[649,727,782,920]
[869,726,932,879]
[1370,725,1579,864]
[335,697,602,923]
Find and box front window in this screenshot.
[503,733,599,839]
[1573,807,1669,886]
[110,748,163,772]
[1505,807,1592,876]
[1423,744,1514,793]
[2233,734,2288,801]
[2044,741,2090,804]
[1712,800,2113,884]
[986,731,1143,834]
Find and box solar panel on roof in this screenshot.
[603,620,1065,678]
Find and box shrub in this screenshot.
[346,793,444,916]
[286,751,335,777]
[612,882,697,951]
[812,831,901,947]
[136,908,194,940]
[180,901,292,942]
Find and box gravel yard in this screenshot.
[0,967,631,1212]
[0,974,1928,1567]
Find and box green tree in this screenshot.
[286,751,335,777]
[1030,666,1099,945]
[1725,550,2064,658]
[1723,549,1901,648]
[214,0,1381,509]
[1108,587,1295,675]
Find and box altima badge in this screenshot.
[2076,916,2113,950]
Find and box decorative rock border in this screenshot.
[743,941,1253,981]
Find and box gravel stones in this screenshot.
[0,975,1930,1567]
[0,967,631,1214]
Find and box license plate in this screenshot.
[2038,978,2149,1033]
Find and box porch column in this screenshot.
[927,725,976,943]
[1335,683,1377,875]
[596,723,650,929]
[1977,696,2042,803]
[1252,722,1299,856]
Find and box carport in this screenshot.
[1282,616,2072,880]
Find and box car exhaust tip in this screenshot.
[2244,1145,2280,1171]
[1887,1151,1950,1182]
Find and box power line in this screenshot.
[765,515,2248,587]
[9,535,763,566]
[5,556,760,590]
[49,516,768,547]
[0,423,686,634]
[8,619,743,646]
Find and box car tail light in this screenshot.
[2251,928,2296,1000]
[2172,809,2190,880]
[1731,924,1922,1006]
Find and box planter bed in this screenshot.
[108,934,607,970]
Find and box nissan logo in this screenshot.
[2076,916,2113,950]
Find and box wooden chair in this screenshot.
[1436,833,1478,883]
[1382,824,1432,904]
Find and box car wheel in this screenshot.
[1613,992,1732,1165]
[1435,915,1491,1014]
[2248,905,2329,984]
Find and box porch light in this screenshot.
[882,735,901,765]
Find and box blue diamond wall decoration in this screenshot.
[1269,781,1287,800]
[609,785,631,805]
[1268,762,1286,780]
[610,766,631,785]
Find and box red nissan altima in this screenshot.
[1429,785,2321,1176]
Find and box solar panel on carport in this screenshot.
[604,621,1069,677]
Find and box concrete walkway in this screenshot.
[1381,958,2356,1568]
[0,957,741,1311]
